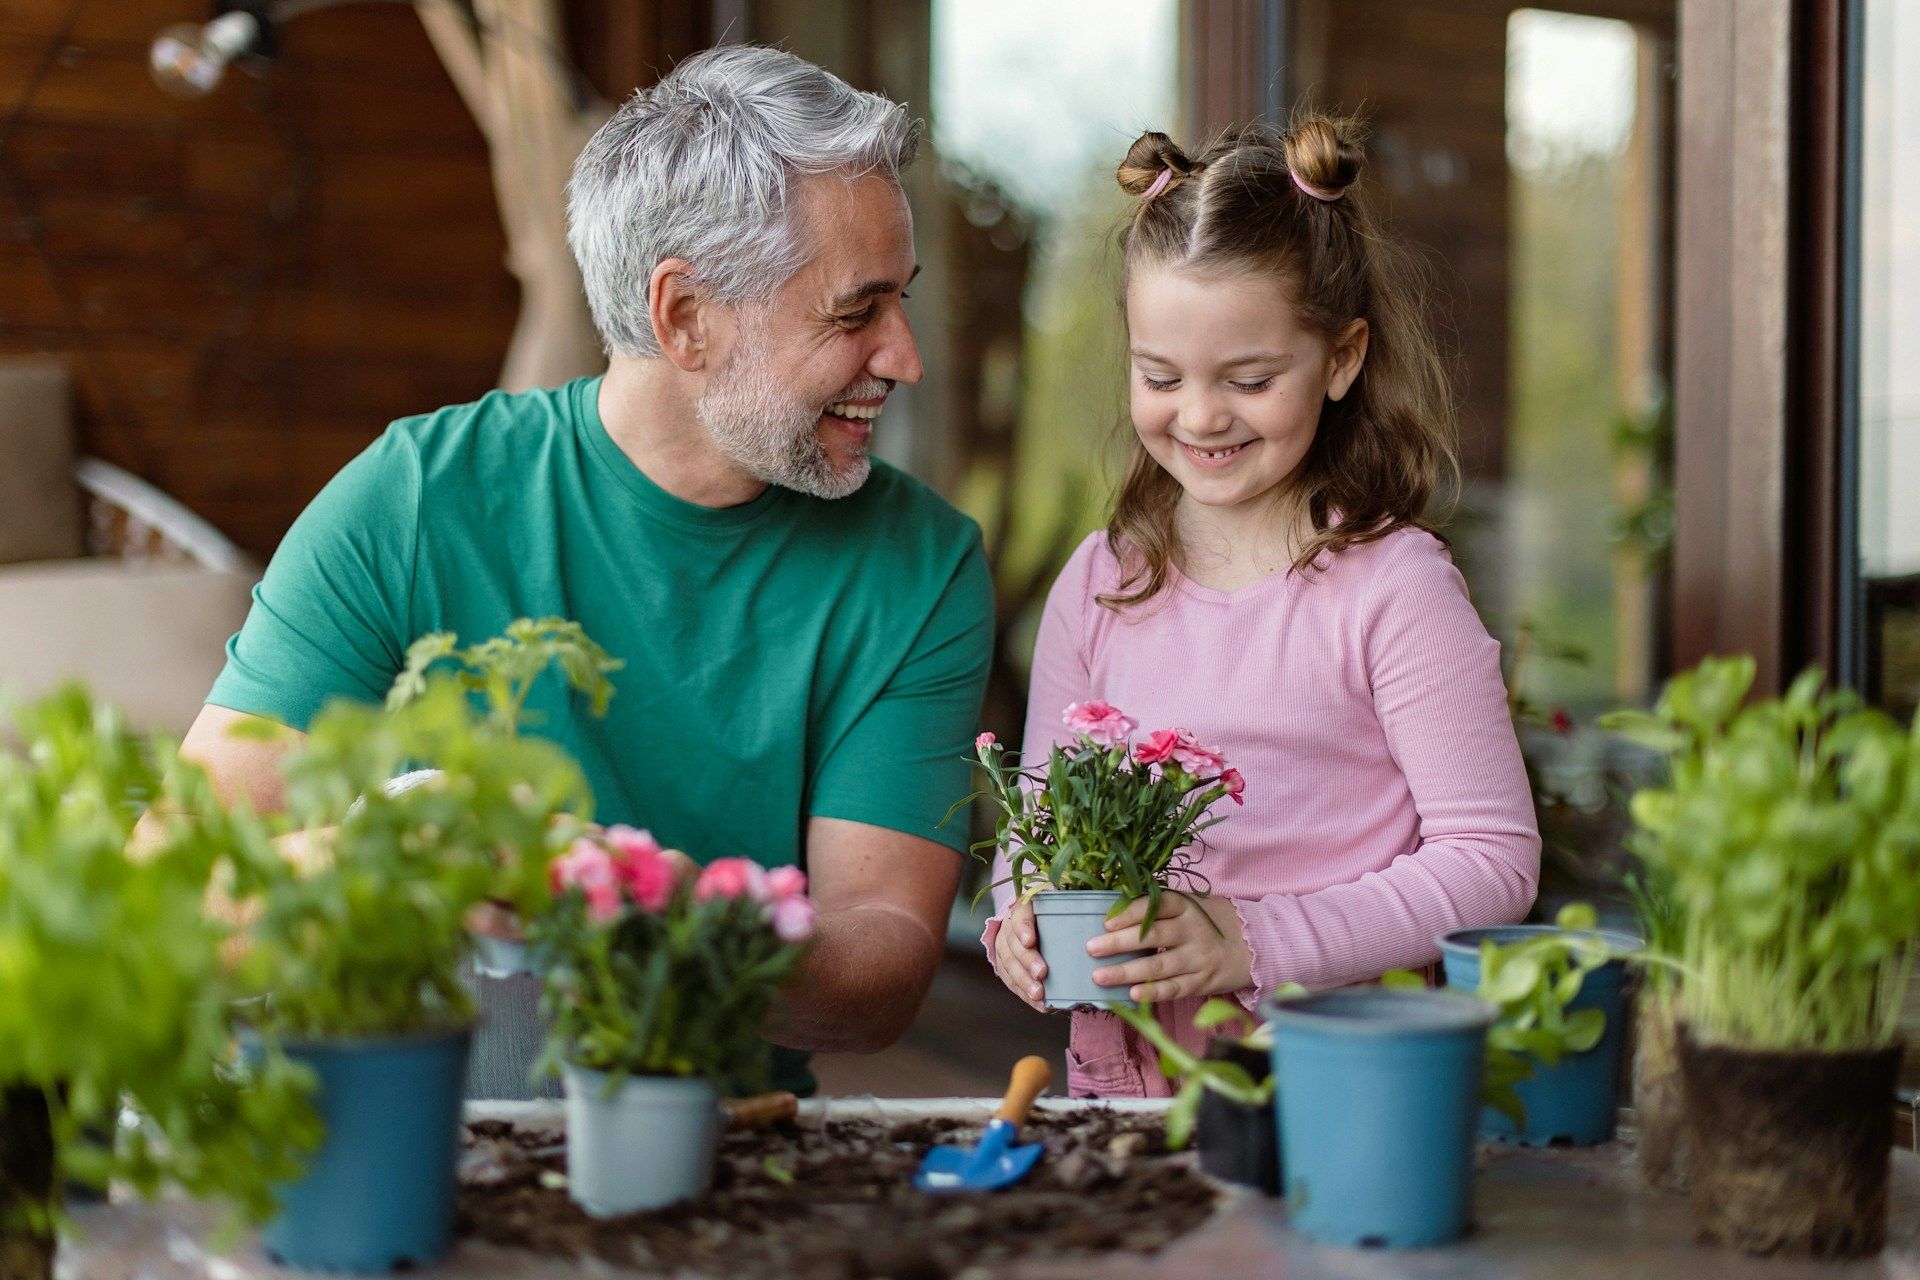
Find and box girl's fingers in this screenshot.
[1101,894,1186,934]
[1091,947,1184,990]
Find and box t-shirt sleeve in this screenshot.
[205,426,421,731]
[806,534,995,853]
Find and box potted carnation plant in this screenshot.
[971,700,1244,1010]
[535,834,815,1216]
[234,622,610,1272]
[1608,656,1920,1257]
[0,687,316,1280]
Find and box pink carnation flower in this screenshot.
[604,826,676,913]
[551,838,623,923]
[695,857,769,903]
[1171,733,1227,779]
[1063,700,1137,747]
[1134,728,1181,766]
[975,731,997,752]
[766,865,808,900]
[1219,767,1246,806]
[767,894,816,943]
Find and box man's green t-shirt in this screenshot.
[209,376,994,1094]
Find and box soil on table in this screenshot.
[457,1109,1220,1279]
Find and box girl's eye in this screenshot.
[1141,375,1178,391]
[1232,377,1275,393]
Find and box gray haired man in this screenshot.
[178,46,994,1096]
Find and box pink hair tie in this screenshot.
[1291,171,1341,202]
[1142,168,1174,200]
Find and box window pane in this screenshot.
[1859,0,1920,719]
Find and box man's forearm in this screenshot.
[770,901,944,1054]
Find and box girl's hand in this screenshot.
[1087,893,1254,1003]
[992,898,1055,1013]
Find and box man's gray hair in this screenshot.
[567,45,921,358]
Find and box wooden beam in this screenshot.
[1671,0,1850,691]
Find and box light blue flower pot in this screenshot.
[1031,890,1148,1011]
[1263,989,1496,1249]
[1437,925,1639,1147]
[263,1026,472,1272]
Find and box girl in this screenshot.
[982,114,1541,1098]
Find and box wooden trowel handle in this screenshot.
[724,1092,799,1130]
[994,1055,1054,1124]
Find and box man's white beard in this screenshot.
[696,313,871,501]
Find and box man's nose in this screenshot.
[870,307,923,386]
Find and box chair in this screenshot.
[0,358,256,736]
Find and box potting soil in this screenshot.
[457,1109,1219,1278]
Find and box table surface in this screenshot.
[57,1099,1920,1280]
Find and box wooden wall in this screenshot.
[0,0,705,558]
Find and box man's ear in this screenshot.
[649,258,710,372]
[1326,318,1370,402]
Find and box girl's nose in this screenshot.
[1177,393,1232,439]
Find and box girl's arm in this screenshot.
[1230,536,1541,1001]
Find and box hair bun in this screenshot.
[1117,131,1196,198]
[1281,113,1366,201]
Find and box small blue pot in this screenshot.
[1437,925,1638,1147]
[1263,989,1495,1249]
[263,1025,472,1272]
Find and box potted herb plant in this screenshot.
[534,833,815,1216]
[1608,655,1920,1257]
[0,686,316,1280]
[970,702,1244,1010]
[1436,903,1641,1146]
[235,623,609,1272]
[1112,995,1297,1195]
[386,617,622,978]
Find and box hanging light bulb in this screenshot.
[149,9,262,100]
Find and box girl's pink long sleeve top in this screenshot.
[982,527,1541,1097]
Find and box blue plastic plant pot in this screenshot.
[263,1025,473,1273]
[1437,925,1639,1147]
[1263,989,1496,1249]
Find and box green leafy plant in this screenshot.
[387,616,621,730]
[966,702,1244,934]
[236,621,610,1039]
[0,687,318,1264]
[1111,994,1300,1149]
[534,832,813,1091]
[1603,656,1920,1052]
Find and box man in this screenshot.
[178,45,993,1097]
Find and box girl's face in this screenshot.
[1125,264,1367,516]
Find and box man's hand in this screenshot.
[1086,893,1253,1003]
[990,898,1055,1014]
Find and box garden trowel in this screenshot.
[914,1055,1053,1192]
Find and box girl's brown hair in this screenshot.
[1101,112,1459,610]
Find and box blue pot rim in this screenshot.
[1260,987,1497,1036]
[269,1022,475,1057]
[1435,923,1642,959]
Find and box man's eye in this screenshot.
[1141,375,1178,391]
[840,307,877,328]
